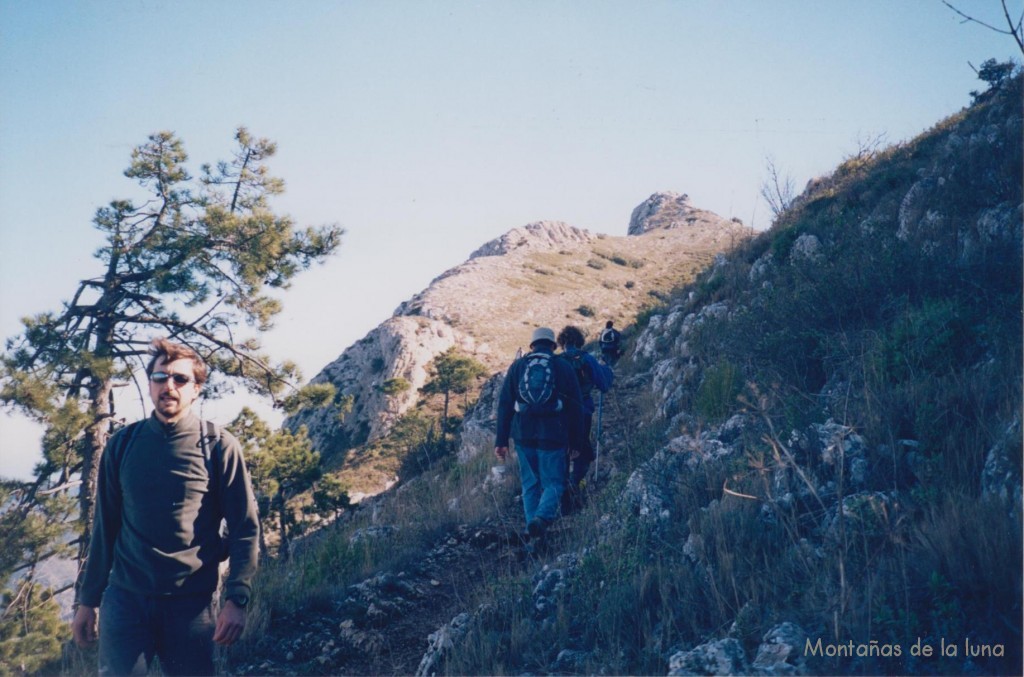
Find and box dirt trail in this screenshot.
[231,375,646,676]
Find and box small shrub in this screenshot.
[587,258,606,270]
[379,377,411,395]
[577,305,596,317]
[971,58,1017,102]
[872,298,980,383]
[769,222,809,260]
[334,393,354,423]
[635,302,666,330]
[695,361,742,422]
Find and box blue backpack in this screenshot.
[514,352,563,415]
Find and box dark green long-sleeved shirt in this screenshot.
[77,413,260,607]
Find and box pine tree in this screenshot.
[0,582,64,675]
[0,128,342,657]
[230,407,340,561]
[419,348,488,444]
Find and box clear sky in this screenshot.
[1,0,1019,480]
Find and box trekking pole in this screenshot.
[594,391,604,478]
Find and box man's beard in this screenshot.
[158,394,181,414]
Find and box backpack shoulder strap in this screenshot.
[560,349,584,372]
[200,420,223,504]
[112,420,144,478]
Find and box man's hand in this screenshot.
[72,605,98,648]
[212,599,246,647]
[494,446,509,462]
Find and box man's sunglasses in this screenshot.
[150,372,194,386]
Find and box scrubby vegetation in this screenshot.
[71,68,1018,677]
[441,69,1023,676]
[413,69,1020,675]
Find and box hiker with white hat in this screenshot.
[495,327,584,545]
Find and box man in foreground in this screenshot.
[495,327,584,543]
[72,338,260,676]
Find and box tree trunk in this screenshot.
[441,391,451,446]
[76,299,119,569]
[258,519,270,561]
[276,489,290,562]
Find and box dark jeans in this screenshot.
[99,585,217,676]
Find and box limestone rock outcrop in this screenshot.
[287,199,746,469]
[467,220,594,259]
[629,191,737,235]
[286,316,477,452]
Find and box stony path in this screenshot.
[230,374,648,676]
[230,520,527,676]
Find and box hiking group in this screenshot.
[67,327,619,672]
[495,322,617,548]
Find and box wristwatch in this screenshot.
[226,593,249,609]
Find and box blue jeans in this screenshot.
[515,443,567,526]
[99,585,217,676]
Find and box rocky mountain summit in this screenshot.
[285,195,747,481]
[627,191,725,235]
[235,75,1021,677]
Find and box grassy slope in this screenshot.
[447,73,1023,675]
[231,75,1022,676]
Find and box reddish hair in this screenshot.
[146,338,208,385]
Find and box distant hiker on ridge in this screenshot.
[556,325,613,513]
[495,327,585,545]
[600,320,622,366]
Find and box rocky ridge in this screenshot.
[238,75,1021,677]
[286,194,747,484]
[410,77,1022,676]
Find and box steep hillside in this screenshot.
[441,73,1022,675]
[231,74,1021,677]
[285,195,746,492]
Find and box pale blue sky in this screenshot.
[1,0,1019,479]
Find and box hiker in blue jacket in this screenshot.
[557,325,613,511]
[495,327,585,542]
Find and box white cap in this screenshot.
[530,327,556,347]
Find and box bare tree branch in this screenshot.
[943,0,1024,56]
[760,156,796,222]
